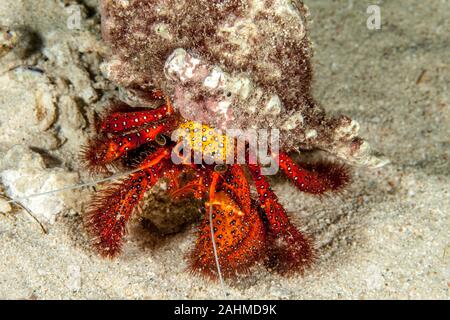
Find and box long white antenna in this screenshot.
[4,164,230,298]
[209,204,228,298]
[1,194,48,234]
[5,168,142,204]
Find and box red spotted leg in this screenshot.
[190,166,266,279]
[169,167,212,200]
[85,147,171,257]
[278,152,350,194]
[248,164,315,275]
[99,96,174,134]
[83,117,177,171]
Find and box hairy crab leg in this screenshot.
[83,118,177,170]
[138,147,172,170]
[168,166,213,200]
[85,147,171,257]
[99,97,174,134]
[248,164,315,274]
[279,152,350,194]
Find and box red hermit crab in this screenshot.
[84,0,387,278]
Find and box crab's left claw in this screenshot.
[189,166,266,278]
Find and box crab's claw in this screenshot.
[82,117,176,172]
[189,166,266,278]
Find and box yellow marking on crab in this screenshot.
[177,121,234,163]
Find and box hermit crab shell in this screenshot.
[100,0,388,168]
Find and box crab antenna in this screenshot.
[208,172,229,298]
[209,203,228,298]
[5,167,144,205]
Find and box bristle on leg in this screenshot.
[189,167,266,279]
[85,157,168,257]
[82,118,176,173]
[279,152,351,195]
[248,165,315,275]
[81,137,115,174]
[190,193,266,279]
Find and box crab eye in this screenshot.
[155,134,167,146]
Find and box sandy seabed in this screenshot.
[0,0,448,299]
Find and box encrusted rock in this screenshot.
[0,146,80,224]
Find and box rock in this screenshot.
[0,198,12,213]
[66,265,82,292]
[0,146,80,224]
